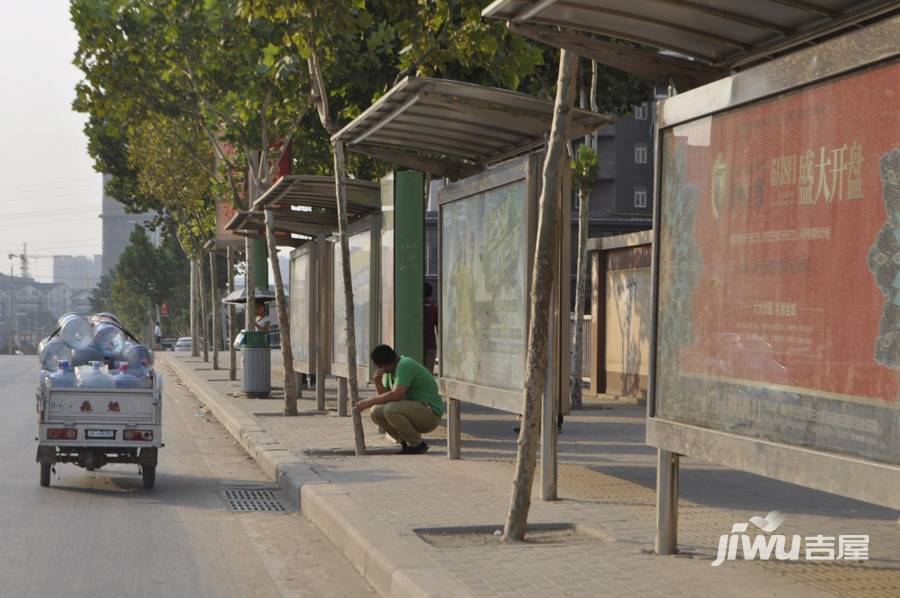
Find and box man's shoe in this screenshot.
[401,441,429,455]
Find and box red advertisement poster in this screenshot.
[656,59,899,462]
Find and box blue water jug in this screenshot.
[38,337,73,371]
[48,361,77,389]
[72,345,104,366]
[58,314,94,350]
[112,363,140,389]
[121,343,154,370]
[94,323,127,358]
[76,361,115,389]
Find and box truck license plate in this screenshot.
[86,429,116,440]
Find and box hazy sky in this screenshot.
[0,1,103,282]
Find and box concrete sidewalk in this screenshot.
[161,353,900,598]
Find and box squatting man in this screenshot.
[353,345,444,454]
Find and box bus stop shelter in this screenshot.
[333,76,611,498]
[226,176,381,410]
[484,0,900,552]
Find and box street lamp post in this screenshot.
[7,265,13,355]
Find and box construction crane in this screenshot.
[7,244,54,280]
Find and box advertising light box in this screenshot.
[654,59,900,465]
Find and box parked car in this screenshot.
[160,338,177,351]
[174,337,204,351]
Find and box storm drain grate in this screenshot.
[222,488,286,512]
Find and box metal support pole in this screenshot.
[227,247,237,381]
[210,251,219,370]
[295,371,304,401]
[7,265,13,355]
[190,259,199,357]
[198,254,209,363]
[315,359,326,411]
[655,449,680,555]
[540,380,558,500]
[338,377,348,417]
[447,398,461,460]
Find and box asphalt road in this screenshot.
[0,356,372,598]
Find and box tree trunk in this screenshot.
[210,250,220,370]
[333,140,367,455]
[264,209,298,416]
[190,258,199,357]
[227,246,237,381]
[305,40,366,455]
[503,49,577,542]
[570,186,590,410]
[198,253,209,363]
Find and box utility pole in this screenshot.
[7,264,14,354]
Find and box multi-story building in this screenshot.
[0,272,70,350]
[69,288,93,316]
[581,101,655,236]
[53,254,102,291]
[100,174,155,276]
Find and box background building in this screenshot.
[52,254,102,291]
[100,173,155,276]
[580,101,655,236]
[0,272,70,352]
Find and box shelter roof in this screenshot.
[225,175,380,246]
[332,76,613,179]
[482,1,899,89]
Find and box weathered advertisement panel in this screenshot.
[289,248,312,365]
[332,228,372,367]
[440,177,528,391]
[654,59,900,465]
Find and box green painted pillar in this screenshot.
[392,170,425,363]
[252,238,269,288]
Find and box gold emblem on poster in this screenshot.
[711,153,728,219]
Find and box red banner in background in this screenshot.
[671,60,899,403]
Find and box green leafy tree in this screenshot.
[109,227,191,339]
[72,0,314,413]
[89,274,114,314]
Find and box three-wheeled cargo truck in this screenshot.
[35,373,163,488]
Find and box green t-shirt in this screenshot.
[384,356,444,416]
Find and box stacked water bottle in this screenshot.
[38,313,155,390]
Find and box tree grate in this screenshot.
[222,488,286,512]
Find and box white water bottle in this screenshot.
[38,337,73,371]
[57,314,94,350]
[94,322,127,358]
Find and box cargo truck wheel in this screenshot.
[142,465,156,489]
[40,463,51,487]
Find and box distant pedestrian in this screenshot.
[154,321,162,348]
[255,301,272,332]
[354,344,444,454]
[423,283,438,374]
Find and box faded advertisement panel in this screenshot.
[441,179,528,390]
[333,231,371,365]
[290,250,311,364]
[655,60,900,464]
[606,247,651,400]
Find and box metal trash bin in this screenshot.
[241,330,271,398]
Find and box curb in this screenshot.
[161,354,472,598]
